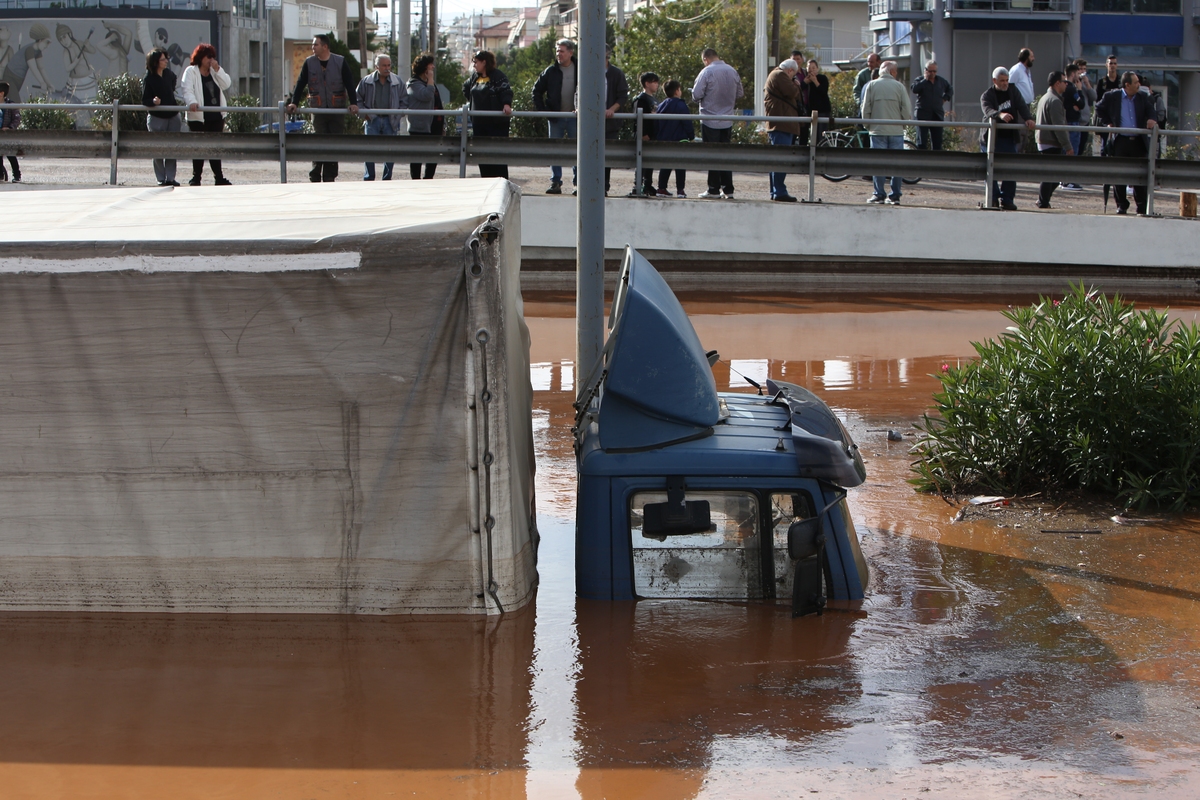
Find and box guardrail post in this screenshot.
[635,106,643,196]
[109,99,119,186]
[805,111,818,204]
[985,116,997,209]
[1147,126,1158,216]
[459,106,469,178]
[278,101,287,184]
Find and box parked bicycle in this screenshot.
[820,126,921,184]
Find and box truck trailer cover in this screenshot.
[0,179,536,614]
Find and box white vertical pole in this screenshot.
[754,0,767,118]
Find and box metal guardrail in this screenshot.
[6,101,1199,215]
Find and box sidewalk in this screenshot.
[1,158,1192,219]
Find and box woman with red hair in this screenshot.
[179,42,232,185]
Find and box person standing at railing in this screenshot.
[861,60,911,206]
[532,39,577,195]
[1095,71,1158,216]
[142,47,181,187]
[1057,63,1086,191]
[356,54,405,181]
[692,47,743,200]
[1035,71,1074,210]
[286,34,359,183]
[763,59,801,203]
[654,79,692,198]
[630,71,659,196]
[405,54,443,181]
[179,43,232,186]
[602,44,629,196]
[1094,55,1121,157]
[1008,48,1036,106]
[910,60,952,151]
[462,50,513,180]
[980,66,1034,210]
[853,52,880,107]
[0,81,21,183]
[798,59,830,148]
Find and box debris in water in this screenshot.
[887,430,904,441]
[969,496,1006,505]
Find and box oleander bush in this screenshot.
[93,73,144,132]
[911,285,1200,510]
[225,93,262,134]
[21,97,76,130]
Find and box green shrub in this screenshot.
[911,285,1200,510]
[20,97,75,130]
[93,73,144,131]
[225,93,262,134]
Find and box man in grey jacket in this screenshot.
[861,60,912,205]
[692,47,743,199]
[356,54,406,181]
[1035,71,1073,209]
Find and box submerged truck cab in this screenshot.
[574,248,869,612]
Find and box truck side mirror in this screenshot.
[787,516,825,560]
[642,499,712,538]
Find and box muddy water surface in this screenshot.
[3,296,1200,799]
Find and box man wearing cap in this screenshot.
[981,66,1034,210]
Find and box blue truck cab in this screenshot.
[573,248,870,613]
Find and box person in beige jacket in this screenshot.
[763,59,801,201]
[860,60,912,204]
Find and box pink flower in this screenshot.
[941,363,950,372]
[1053,300,1060,307]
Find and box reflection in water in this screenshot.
[3,297,1200,798]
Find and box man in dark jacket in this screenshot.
[910,60,952,150]
[286,34,359,182]
[1095,71,1159,215]
[602,44,629,194]
[980,66,1034,210]
[532,38,577,193]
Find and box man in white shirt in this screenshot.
[1008,48,1036,105]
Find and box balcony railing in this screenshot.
[298,2,337,29]
[0,0,210,8]
[869,0,931,15]
[949,0,1073,11]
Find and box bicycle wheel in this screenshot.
[902,138,922,185]
[820,129,860,182]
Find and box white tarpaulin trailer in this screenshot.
[0,179,536,615]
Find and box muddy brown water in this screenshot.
[3,296,1200,799]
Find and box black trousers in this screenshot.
[409,129,437,180]
[602,129,619,192]
[657,168,685,193]
[1037,146,1064,206]
[475,134,509,179]
[915,120,943,151]
[188,117,225,180]
[1110,134,1149,213]
[309,113,342,182]
[701,124,733,193]
[0,155,18,180]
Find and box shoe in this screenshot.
[1001,202,1018,211]
[656,189,673,197]
[886,197,900,205]
[644,186,657,197]
[189,176,202,186]
[1060,183,1083,191]
[10,175,18,183]
[1036,201,1051,209]
[0,173,7,182]
[1116,202,1130,215]
[572,189,577,196]
[546,182,562,195]
[721,191,734,199]
[772,195,798,202]
[867,195,885,204]
[676,191,687,199]
[698,190,721,199]
[215,177,232,186]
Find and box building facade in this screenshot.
[868,0,1200,125]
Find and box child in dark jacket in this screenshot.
[655,79,693,197]
[631,72,660,196]
[0,81,21,183]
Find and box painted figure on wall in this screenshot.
[57,23,98,103]
[97,21,133,75]
[18,24,55,102]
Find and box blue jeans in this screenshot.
[1068,123,1082,157]
[768,130,795,198]
[363,115,397,180]
[869,134,904,200]
[548,117,577,185]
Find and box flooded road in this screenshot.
[4,296,1200,798]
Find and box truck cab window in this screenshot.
[630,491,760,599]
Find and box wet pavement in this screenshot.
[3,295,1200,798]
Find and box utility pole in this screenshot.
[770,0,780,65]
[357,0,369,75]
[429,0,437,60]
[754,0,767,117]
[576,0,605,391]
[615,0,624,44]
[419,0,427,51]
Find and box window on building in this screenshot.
[1083,0,1181,10]
[233,0,261,17]
[806,19,834,51]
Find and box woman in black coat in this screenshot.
[142,46,181,186]
[798,58,831,147]
[461,50,513,179]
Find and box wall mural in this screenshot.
[0,17,216,103]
